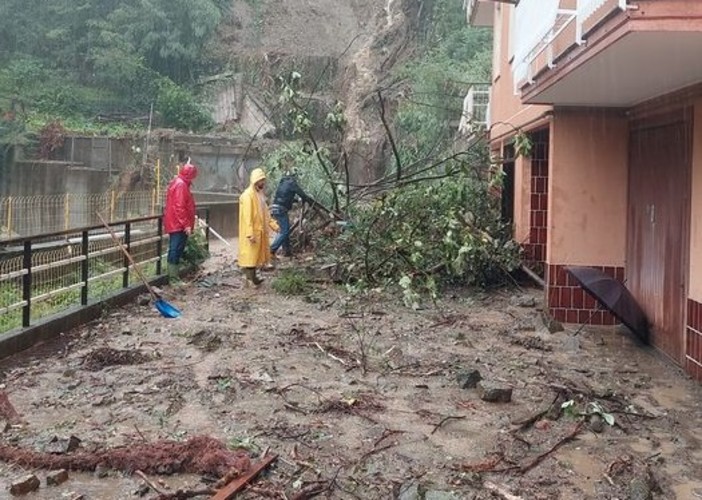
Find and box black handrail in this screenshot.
[2,208,210,331]
[0,215,162,246]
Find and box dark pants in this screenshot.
[270,208,292,256]
[167,231,188,265]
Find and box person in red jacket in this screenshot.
[163,162,198,280]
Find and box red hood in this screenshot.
[180,163,198,183]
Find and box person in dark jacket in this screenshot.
[270,170,312,257]
[163,162,198,280]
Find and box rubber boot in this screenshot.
[168,263,182,286]
[244,267,263,286]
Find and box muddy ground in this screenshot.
[1,242,702,499]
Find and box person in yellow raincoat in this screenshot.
[238,168,279,285]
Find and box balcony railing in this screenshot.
[512,0,564,86]
[576,0,628,39]
[512,0,628,89]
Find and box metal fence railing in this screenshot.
[0,190,165,240]
[0,209,210,335]
[0,215,163,334]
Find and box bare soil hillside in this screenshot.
[217,0,422,183]
[220,0,383,58]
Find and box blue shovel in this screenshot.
[97,213,181,318]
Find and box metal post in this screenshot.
[81,230,89,305]
[110,190,116,221]
[205,208,211,251]
[6,196,12,236]
[123,222,131,288]
[156,159,161,209]
[63,193,71,231]
[22,240,31,327]
[156,217,163,275]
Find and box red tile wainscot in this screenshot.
[686,299,702,381]
[546,264,624,326]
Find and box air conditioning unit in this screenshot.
[458,85,490,137]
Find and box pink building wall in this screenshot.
[548,110,628,266]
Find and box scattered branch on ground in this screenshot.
[290,467,341,500]
[135,470,165,496]
[431,415,467,435]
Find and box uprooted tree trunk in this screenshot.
[0,436,250,477]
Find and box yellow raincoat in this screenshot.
[238,168,279,267]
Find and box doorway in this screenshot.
[627,109,692,363]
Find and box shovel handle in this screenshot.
[96,212,159,301]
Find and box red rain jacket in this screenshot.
[164,164,197,234]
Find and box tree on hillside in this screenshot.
[0,0,228,130]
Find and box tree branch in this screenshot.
[376,89,403,183]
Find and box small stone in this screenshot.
[10,474,40,495]
[542,312,564,333]
[589,414,605,433]
[121,327,132,336]
[456,369,482,389]
[478,382,513,403]
[45,435,81,454]
[398,482,420,500]
[628,476,652,500]
[134,484,151,497]
[94,464,109,478]
[66,380,82,390]
[46,469,69,486]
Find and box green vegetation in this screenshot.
[182,230,210,268]
[271,268,311,296]
[0,261,158,334]
[394,0,492,167]
[263,0,511,305]
[0,0,227,134]
[325,170,520,308]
